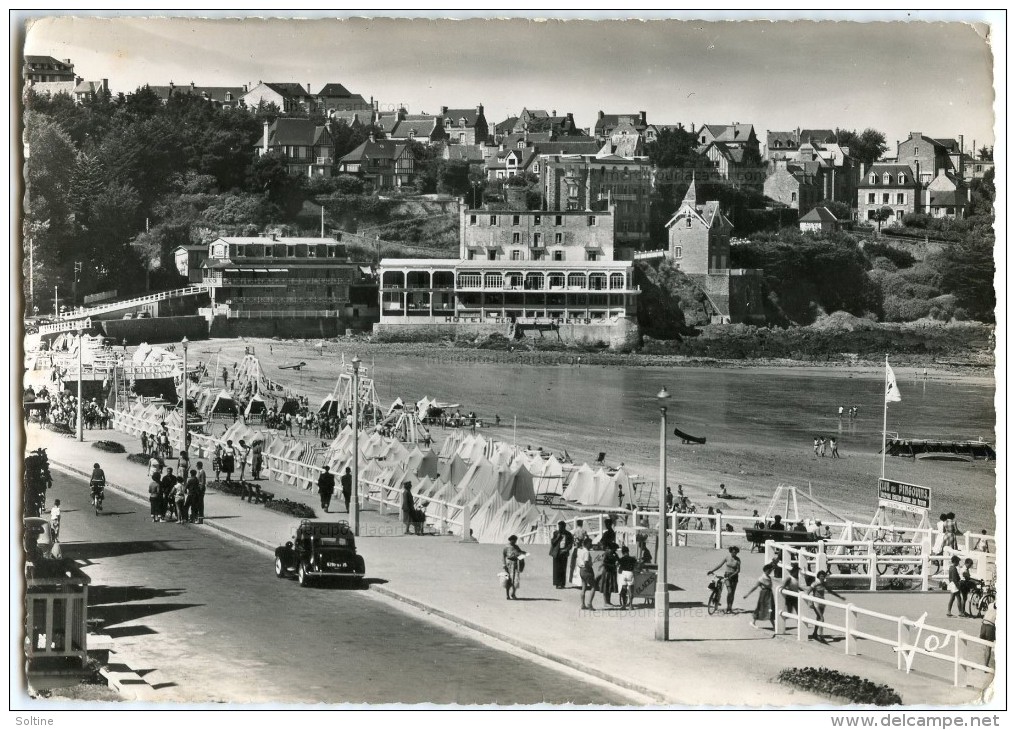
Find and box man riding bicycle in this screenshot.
[90,462,106,511]
[707,546,742,614]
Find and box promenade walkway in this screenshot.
[27,426,990,706]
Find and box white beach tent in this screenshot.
[563,463,598,504]
[532,455,565,496]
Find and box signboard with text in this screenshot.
[877,478,931,515]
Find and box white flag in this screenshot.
[885,362,902,403]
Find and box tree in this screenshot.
[836,128,888,166]
[247,152,307,217]
[977,145,993,161]
[816,200,851,222]
[633,259,690,337]
[646,127,700,169]
[871,206,894,232]
[937,236,995,321]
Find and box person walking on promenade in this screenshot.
[707,546,742,614]
[942,560,967,617]
[805,571,845,641]
[601,544,619,606]
[317,466,335,513]
[502,535,525,600]
[184,469,200,523]
[251,441,263,480]
[149,470,163,522]
[49,500,62,540]
[178,449,190,478]
[744,563,776,630]
[160,467,178,522]
[212,443,223,483]
[549,520,573,589]
[980,602,997,667]
[599,517,617,550]
[780,563,802,625]
[141,432,149,456]
[830,438,840,458]
[617,485,624,508]
[960,558,977,614]
[341,467,353,513]
[149,452,162,480]
[401,481,417,535]
[237,440,251,481]
[193,462,206,523]
[577,537,597,610]
[569,519,588,585]
[172,477,188,524]
[617,546,638,608]
[221,441,236,484]
[222,367,228,388]
[813,437,820,457]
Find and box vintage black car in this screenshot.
[274,520,365,587]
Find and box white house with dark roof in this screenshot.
[24,55,75,83]
[799,206,840,232]
[765,128,837,161]
[241,82,315,114]
[924,172,968,219]
[857,163,921,225]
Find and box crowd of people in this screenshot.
[24,386,112,430]
[145,451,207,524]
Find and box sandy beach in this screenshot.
[182,337,998,533]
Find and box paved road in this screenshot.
[37,472,630,705]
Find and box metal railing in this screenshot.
[38,318,93,335]
[43,286,210,324]
[225,310,339,319]
[775,589,994,687]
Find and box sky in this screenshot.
[22,13,998,150]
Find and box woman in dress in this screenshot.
[502,535,524,600]
[744,563,776,630]
[212,443,223,483]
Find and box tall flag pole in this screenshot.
[882,354,903,479]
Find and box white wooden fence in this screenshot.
[775,588,994,688]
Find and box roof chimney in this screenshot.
[552,109,557,117]
[640,111,647,126]
[242,83,248,93]
[369,131,376,143]
[598,111,604,120]
[190,81,195,90]
[441,105,448,115]
[959,134,964,154]
[62,58,71,65]
[169,80,175,89]
[263,120,270,152]
[476,103,483,116]
[101,78,108,92]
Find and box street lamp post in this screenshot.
[351,356,360,536]
[76,327,85,442]
[655,386,670,641]
[181,337,189,455]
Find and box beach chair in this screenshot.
[594,452,606,466]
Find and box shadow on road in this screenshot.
[96,511,137,517]
[90,585,187,605]
[62,539,199,561]
[91,602,204,628]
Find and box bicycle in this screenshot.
[706,576,727,615]
[90,483,105,515]
[965,579,996,618]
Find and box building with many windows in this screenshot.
[460,206,615,262]
[375,203,638,348]
[199,235,377,332]
[540,151,653,257]
[255,119,334,177]
[856,163,921,225]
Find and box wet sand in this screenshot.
[186,337,998,532]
